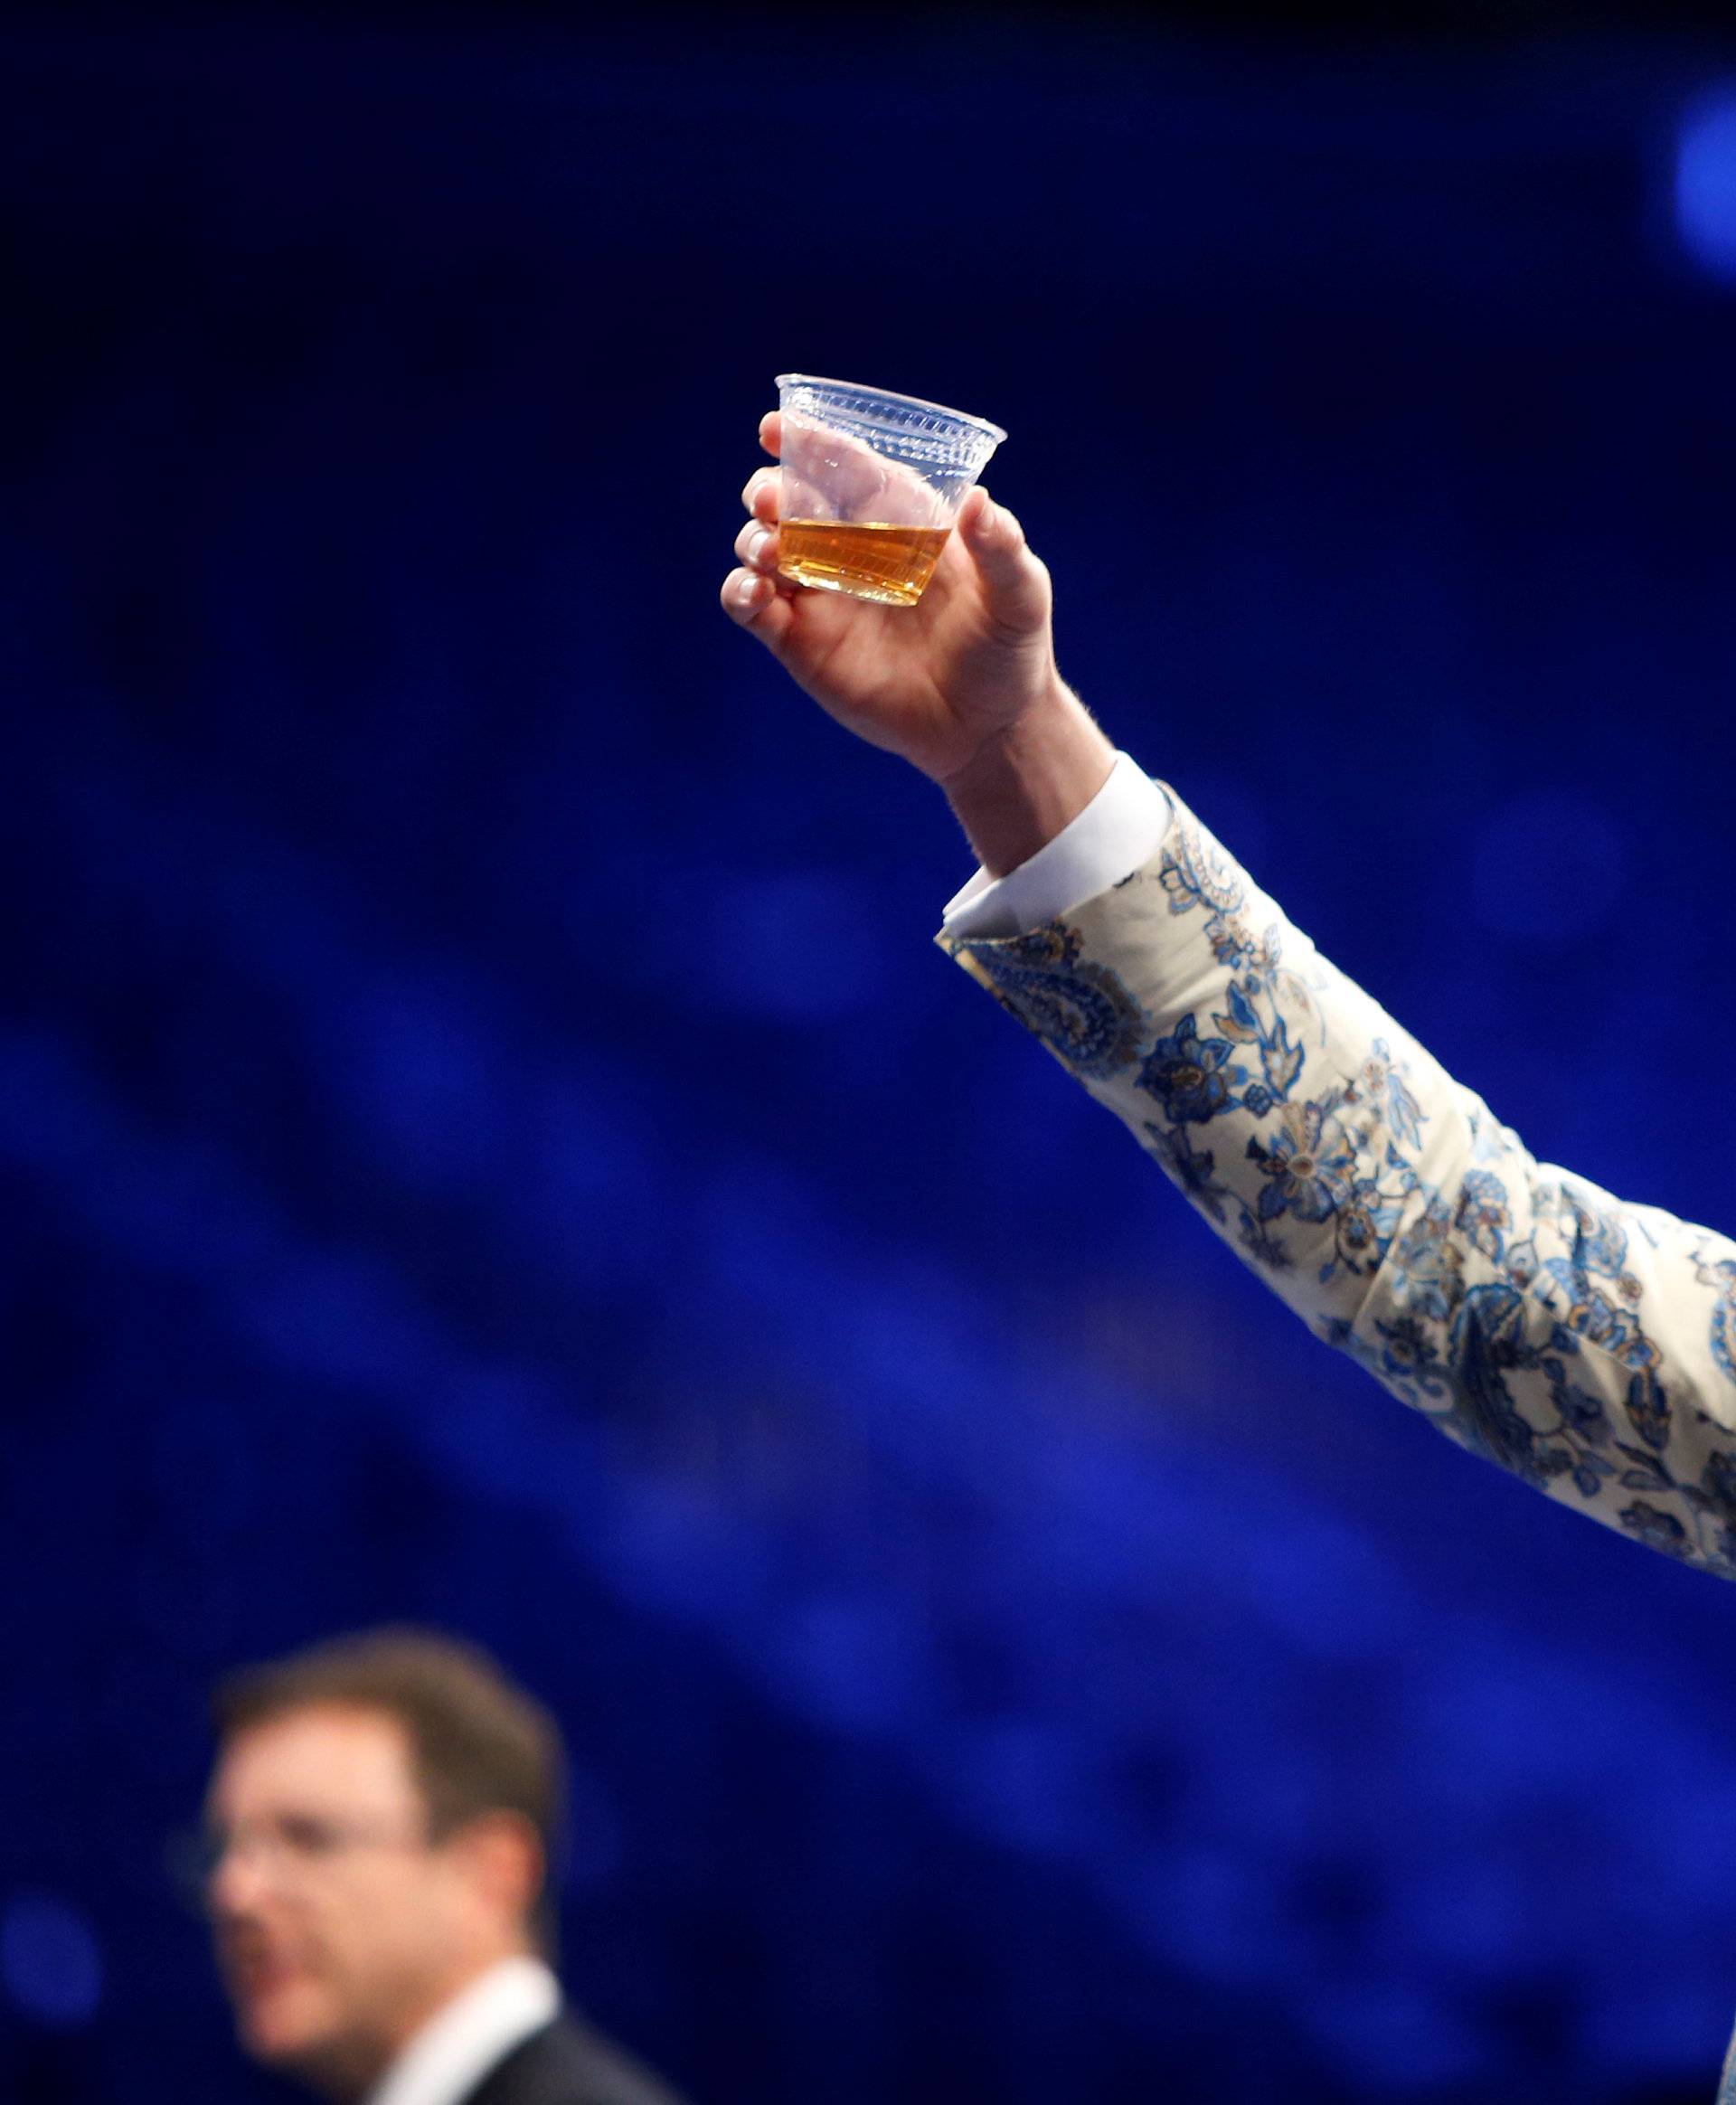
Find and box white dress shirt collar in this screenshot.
[365,1955,561,2105]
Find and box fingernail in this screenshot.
[748,526,770,563]
[735,573,762,609]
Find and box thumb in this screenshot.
[959,487,1049,634]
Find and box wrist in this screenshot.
[939,685,1117,879]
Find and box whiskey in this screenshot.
[778,519,951,608]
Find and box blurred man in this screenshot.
[203,1628,686,2105]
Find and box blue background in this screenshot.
[5,5,1736,2100]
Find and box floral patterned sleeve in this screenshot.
[938,786,1736,1578]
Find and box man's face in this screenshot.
[205,1704,476,2095]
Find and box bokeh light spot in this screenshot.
[0,1893,102,2027]
[1677,89,1736,281]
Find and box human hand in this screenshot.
[721,411,1115,873]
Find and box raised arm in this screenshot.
[722,414,1736,1579]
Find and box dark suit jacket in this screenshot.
[463,2015,689,2105]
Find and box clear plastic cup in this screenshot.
[774,373,1007,608]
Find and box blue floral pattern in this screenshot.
[1137,1015,1247,1124]
[942,791,1736,1584]
[955,920,1145,1081]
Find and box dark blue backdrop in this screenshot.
[5,6,1736,2100]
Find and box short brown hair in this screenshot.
[212,1626,565,1947]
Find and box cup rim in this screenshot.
[775,373,1007,446]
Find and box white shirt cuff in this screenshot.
[940,750,1173,940]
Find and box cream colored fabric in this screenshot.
[940,785,1736,1577]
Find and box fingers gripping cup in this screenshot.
[774,374,1006,608]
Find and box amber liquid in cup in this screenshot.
[778,520,950,608]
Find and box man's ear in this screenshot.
[448,1811,544,1930]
